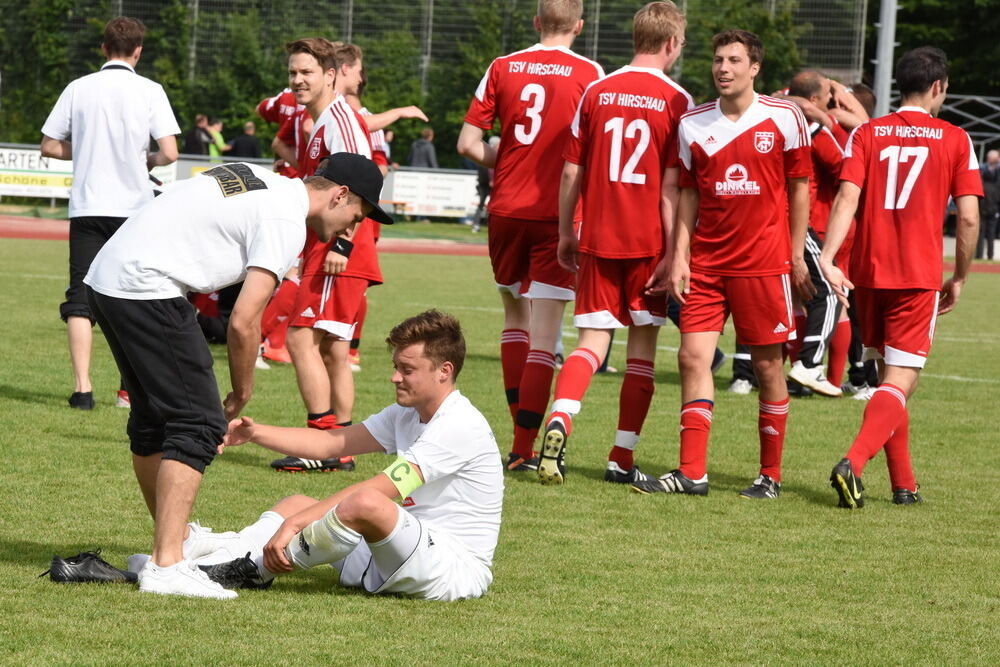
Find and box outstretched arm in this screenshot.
[364,105,428,132]
[457,123,497,168]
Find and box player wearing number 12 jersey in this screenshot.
[538,1,691,486]
[632,29,813,500]
[458,0,603,473]
[820,47,982,509]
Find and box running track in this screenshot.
[4,214,998,272]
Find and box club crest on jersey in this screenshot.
[308,135,323,160]
[754,131,775,153]
[716,163,760,196]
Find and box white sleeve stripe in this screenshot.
[473,61,494,103]
[967,134,979,170]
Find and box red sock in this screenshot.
[826,319,851,386]
[678,399,713,480]
[547,347,602,436]
[787,313,807,362]
[511,350,557,459]
[884,409,916,491]
[846,384,907,475]
[609,358,655,470]
[758,397,790,481]
[261,278,299,342]
[306,411,337,430]
[500,329,529,422]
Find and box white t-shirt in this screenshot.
[85,163,307,299]
[362,390,504,566]
[41,60,180,218]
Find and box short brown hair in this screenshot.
[285,37,337,71]
[713,29,764,65]
[103,17,145,57]
[633,2,685,55]
[537,0,583,35]
[386,310,466,379]
[329,41,363,69]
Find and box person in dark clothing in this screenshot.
[183,114,212,155]
[408,127,438,168]
[228,121,263,158]
[977,149,1000,260]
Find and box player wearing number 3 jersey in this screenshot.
[538,2,691,486]
[458,0,603,473]
[820,47,982,508]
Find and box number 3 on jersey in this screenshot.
[604,117,650,184]
[514,84,545,144]
[880,145,928,209]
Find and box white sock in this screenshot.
[286,505,361,570]
[238,510,285,581]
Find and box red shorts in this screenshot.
[487,215,574,300]
[854,287,938,368]
[680,272,796,345]
[289,273,367,339]
[573,253,666,328]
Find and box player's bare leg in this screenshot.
[150,460,203,567]
[538,327,611,485]
[287,326,332,414]
[321,336,354,423]
[605,325,659,484]
[67,316,94,407]
[499,290,531,423]
[508,297,567,469]
[132,452,163,518]
[744,343,789,498]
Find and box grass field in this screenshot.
[1,237,998,664]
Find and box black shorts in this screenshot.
[61,216,128,322]
[88,288,227,473]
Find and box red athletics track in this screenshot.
[0,215,490,257]
[4,214,1000,271]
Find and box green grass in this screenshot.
[1,239,998,664]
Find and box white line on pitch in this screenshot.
[0,272,63,280]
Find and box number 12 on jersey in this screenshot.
[604,117,650,184]
[879,145,928,210]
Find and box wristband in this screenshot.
[382,456,423,499]
[331,237,354,258]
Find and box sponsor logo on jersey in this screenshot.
[402,496,415,507]
[203,163,268,197]
[715,163,760,196]
[300,307,316,318]
[705,135,717,145]
[754,131,775,153]
[597,91,666,112]
[773,322,788,334]
[308,135,323,160]
[873,124,943,139]
[507,61,573,77]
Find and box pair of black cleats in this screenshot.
[198,553,271,590]
[270,456,355,472]
[630,470,780,498]
[505,452,539,472]
[40,550,136,583]
[830,458,923,508]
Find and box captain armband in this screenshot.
[331,237,354,258]
[383,456,423,499]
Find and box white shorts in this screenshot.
[336,506,492,601]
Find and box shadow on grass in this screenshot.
[0,383,65,406]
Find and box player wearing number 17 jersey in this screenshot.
[458,0,603,473]
[820,47,982,509]
[537,1,691,486]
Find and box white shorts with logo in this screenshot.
[335,506,492,601]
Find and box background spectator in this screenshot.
[409,126,438,168]
[228,121,262,158]
[183,114,211,154]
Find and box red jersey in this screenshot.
[564,66,693,259]
[679,94,812,276]
[841,106,983,290]
[359,106,389,167]
[808,123,844,236]
[829,117,852,151]
[291,95,382,285]
[257,89,302,125]
[464,44,603,221]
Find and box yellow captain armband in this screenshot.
[383,456,423,500]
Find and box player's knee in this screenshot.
[336,487,389,525]
[677,346,711,374]
[270,494,316,517]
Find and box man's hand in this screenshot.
[938,277,964,315]
[219,416,256,453]
[396,106,428,122]
[223,392,249,421]
[669,257,691,304]
[819,259,854,309]
[792,257,817,301]
[324,250,348,275]
[644,256,671,295]
[557,234,579,273]
[263,521,298,574]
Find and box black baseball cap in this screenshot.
[315,152,394,225]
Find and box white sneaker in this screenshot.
[138,560,238,599]
[183,522,246,562]
[787,361,843,397]
[127,553,151,574]
[852,385,876,401]
[728,378,753,395]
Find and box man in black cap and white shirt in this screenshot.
[85,153,393,599]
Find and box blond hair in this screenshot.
[632,2,685,55]
[537,0,583,35]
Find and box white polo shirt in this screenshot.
[85,164,307,300]
[41,60,180,218]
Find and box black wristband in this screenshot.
[331,237,354,258]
